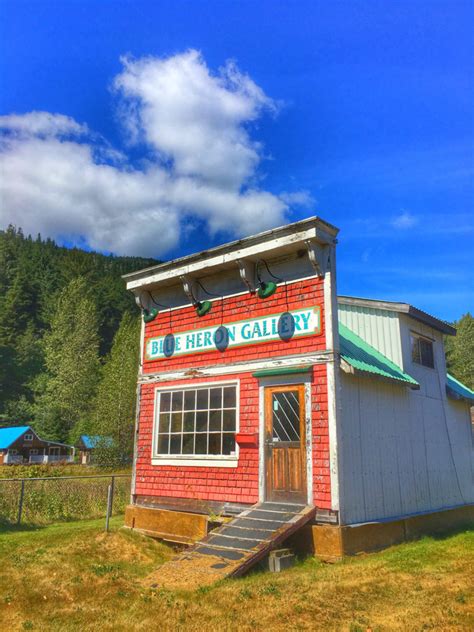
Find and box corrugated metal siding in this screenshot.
[338,372,474,524]
[338,304,403,367]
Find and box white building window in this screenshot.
[29,449,39,455]
[154,383,238,459]
[411,333,434,368]
[24,433,33,441]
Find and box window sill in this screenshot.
[151,457,238,468]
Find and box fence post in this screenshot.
[105,476,115,532]
[17,480,25,525]
[105,484,112,532]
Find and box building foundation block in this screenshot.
[310,505,474,561]
[124,504,209,545]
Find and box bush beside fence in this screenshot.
[0,475,131,526]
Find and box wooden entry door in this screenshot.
[264,384,307,503]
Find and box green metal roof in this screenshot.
[446,373,474,403]
[339,323,419,388]
[253,366,311,378]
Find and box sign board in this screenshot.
[146,306,321,361]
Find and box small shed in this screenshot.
[0,426,75,465]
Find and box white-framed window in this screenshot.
[29,449,39,455]
[411,333,435,368]
[24,433,33,442]
[152,381,239,466]
[49,447,61,455]
[8,449,18,455]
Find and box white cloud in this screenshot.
[0,51,307,257]
[391,211,418,229]
[0,111,88,139]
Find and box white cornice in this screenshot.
[124,216,338,292]
[138,349,334,384]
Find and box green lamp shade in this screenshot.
[143,307,159,323]
[257,281,277,299]
[196,300,212,317]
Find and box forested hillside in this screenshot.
[0,226,157,461]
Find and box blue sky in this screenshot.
[0,0,473,320]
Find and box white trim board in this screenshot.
[139,350,334,384]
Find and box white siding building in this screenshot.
[337,296,474,526]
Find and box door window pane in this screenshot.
[272,391,300,442]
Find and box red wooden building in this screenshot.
[124,216,473,561]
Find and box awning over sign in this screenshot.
[339,322,420,389]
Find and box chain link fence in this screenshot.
[0,474,131,528]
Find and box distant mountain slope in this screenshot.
[0,225,158,418]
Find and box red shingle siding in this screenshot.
[143,279,326,373]
[135,277,332,509]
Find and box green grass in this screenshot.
[0,519,472,631]
[0,464,132,479]
[0,467,131,525]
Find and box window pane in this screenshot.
[411,336,421,364]
[223,409,236,431]
[159,392,171,412]
[223,386,236,408]
[210,387,222,409]
[196,389,209,410]
[208,433,221,455]
[222,433,235,455]
[184,390,196,411]
[183,412,195,432]
[156,384,238,459]
[272,391,300,442]
[196,411,208,432]
[420,339,434,368]
[172,391,183,411]
[159,413,170,433]
[195,433,207,455]
[157,434,169,454]
[171,412,183,433]
[182,434,194,454]
[209,410,221,431]
[169,434,181,454]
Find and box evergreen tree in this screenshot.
[85,313,141,465]
[0,225,157,422]
[445,313,474,390]
[34,277,100,442]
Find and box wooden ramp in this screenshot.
[147,502,316,590]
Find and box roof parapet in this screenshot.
[123,216,338,292]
